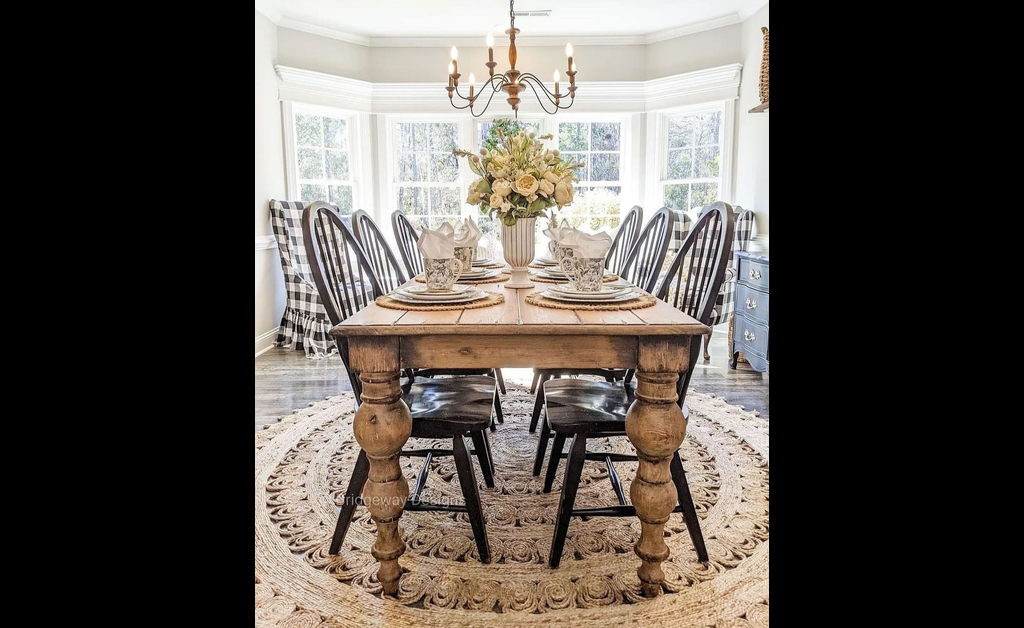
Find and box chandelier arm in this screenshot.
[517,78,560,115]
[468,81,507,117]
[518,74,560,107]
[453,73,508,103]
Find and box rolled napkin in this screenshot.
[417,223,456,259]
[454,217,483,247]
[571,231,613,258]
[543,219,576,245]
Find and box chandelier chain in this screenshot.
[510,0,515,30]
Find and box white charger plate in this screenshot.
[539,289,642,304]
[549,284,632,298]
[458,268,503,279]
[389,289,488,305]
[405,283,472,295]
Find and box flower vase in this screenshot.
[501,216,536,289]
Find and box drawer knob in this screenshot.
[745,298,757,309]
[748,268,762,280]
[744,330,755,341]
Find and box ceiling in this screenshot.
[258,0,767,46]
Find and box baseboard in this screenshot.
[255,328,279,357]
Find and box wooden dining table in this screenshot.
[331,280,710,598]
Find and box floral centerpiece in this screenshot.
[454,129,582,226]
[453,129,583,288]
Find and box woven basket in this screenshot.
[759,27,769,104]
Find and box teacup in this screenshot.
[423,257,464,292]
[454,246,475,271]
[554,243,575,266]
[560,256,604,292]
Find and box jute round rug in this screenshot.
[255,384,769,627]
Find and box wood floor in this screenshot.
[255,325,768,431]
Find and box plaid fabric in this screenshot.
[666,207,755,326]
[270,199,336,358]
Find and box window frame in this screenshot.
[382,115,469,233]
[648,101,735,216]
[282,102,365,213]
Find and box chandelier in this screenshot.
[446,0,577,117]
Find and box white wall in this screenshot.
[733,3,769,234]
[646,25,741,79]
[277,27,372,81]
[369,43,648,83]
[255,9,287,355]
[276,25,741,83]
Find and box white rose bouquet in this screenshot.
[454,129,583,226]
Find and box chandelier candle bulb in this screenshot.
[468,73,476,104]
[566,43,573,73]
[450,46,459,76]
[554,69,560,104]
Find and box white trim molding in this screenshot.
[261,7,745,48]
[255,235,277,251]
[275,63,742,113]
[276,66,373,112]
[255,327,279,357]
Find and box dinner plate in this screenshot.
[458,268,503,279]
[539,289,642,304]
[471,258,496,266]
[549,284,632,298]
[389,289,489,305]
[544,288,632,301]
[405,283,472,295]
[537,268,568,277]
[534,257,558,266]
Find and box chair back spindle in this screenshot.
[351,210,408,294]
[605,205,643,275]
[616,207,676,293]
[392,210,424,278]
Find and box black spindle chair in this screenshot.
[391,210,423,278]
[528,205,645,395]
[527,207,677,433]
[303,202,497,564]
[351,209,407,293]
[533,202,735,568]
[388,209,508,400]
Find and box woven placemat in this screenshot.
[525,292,658,311]
[376,292,505,311]
[530,273,620,284]
[414,273,511,284]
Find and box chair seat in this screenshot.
[406,376,495,438]
[543,379,632,433]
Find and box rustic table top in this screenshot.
[331,282,709,337]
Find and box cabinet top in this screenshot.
[737,250,769,263]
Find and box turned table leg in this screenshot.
[349,339,412,597]
[625,337,691,597]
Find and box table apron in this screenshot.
[399,334,633,369]
[393,334,693,371]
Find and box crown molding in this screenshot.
[737,0,770,20]
[254,0,281,24]
[278,16,371,46]
[276,66,373,112]
[275,63,742,113]
[269,6,756,49]
[644,14,741,44]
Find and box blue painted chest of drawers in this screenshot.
[730,251,769,373]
